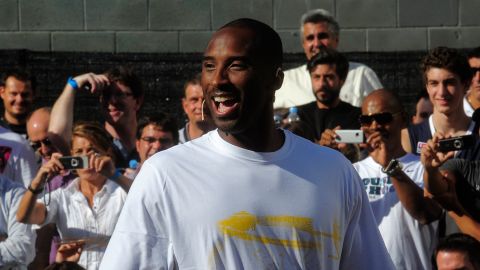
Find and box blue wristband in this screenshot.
[111,169,122,181]
[67,77,79,90]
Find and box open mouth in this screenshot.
[212,95,240,116]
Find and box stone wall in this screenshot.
[0,0,478,53]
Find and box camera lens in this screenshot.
[453,139,463,149]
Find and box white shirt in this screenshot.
[274,62,383,108]
[36,178,127,270]
[100,130,394,270]
[0,176,36,269]
[353,154,438,270]
[464,96,475,117]
[0,126,38,187]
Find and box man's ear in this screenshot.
[273,68,284,90]
[135,95,144,112]
[0,86,4,98]
[181,98,188,113]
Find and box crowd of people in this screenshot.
[0,8,478,270]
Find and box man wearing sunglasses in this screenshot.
[49,67,143,168]
[401,47,478,159]
[464,47,480,117]
[354,89,442,269]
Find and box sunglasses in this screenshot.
[359,112,401,126]
[30,138,52,151]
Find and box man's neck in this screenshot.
[467,92,480,110]
[188,120,215,140]
[3,112,24,126]
[105,120,137,152]
[432,110,471,136]
[316,98,340,110]
[218,122,284,152]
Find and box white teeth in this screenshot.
[213,96,234,102]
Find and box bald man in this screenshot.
[353,89,442,269]
[27,107,55,161]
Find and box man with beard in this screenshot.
[100,18,393,269]
[274,9,382,109]
[0,69,35,138]
[49,67,143,168]
[178,74,215,143]
[297,48,361,144]
[354,89,442,269]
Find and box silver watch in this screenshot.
[381,159,403,176]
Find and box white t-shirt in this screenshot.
[274,62,383,108]
[0,176,36,268]
[0,126,38,187]
[36,178,127,270]
[353,154,438,270]
[100,130,394,270]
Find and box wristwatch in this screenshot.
[381,159,403,176]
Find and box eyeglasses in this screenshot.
[102,90,134,100]
[359,112,401,126]
[141,137,173,145]
[30,138,52,151]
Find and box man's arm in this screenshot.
[400,128,412,153]
[339,164,394,270]
[49,73,110,154]
[448,211,480,241]
[100,162,173,269]
[389,170,442,224]
[420,135,455,196]
[369,131,442,224]
[0,186,36,266]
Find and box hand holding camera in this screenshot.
[420,133,457,171]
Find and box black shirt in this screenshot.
[297,101,361,141]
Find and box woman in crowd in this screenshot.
[16,122,132,270]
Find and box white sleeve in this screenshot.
[100,162,175,270]
[18,144,39,188]
[339,166,395,270]
[0,187,36,266]
[358,65,383,99]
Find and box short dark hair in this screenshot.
[432,233,480,269]
[421,47,472,85]
[467,47,480,59]
[220,18,283,70]
[0,68,36,92]
[183,73,201,97]
[307,48,349,81]
[136,113,179,144]
[105,66,144,100]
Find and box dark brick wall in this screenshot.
[0,50,427,126]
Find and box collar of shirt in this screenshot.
[65,177,117,202]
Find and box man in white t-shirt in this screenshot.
[100,18,394,269]
[0,125,37,187]
[274,9,382,109]
[353,89,442,269]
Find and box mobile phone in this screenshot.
[438,135,475,152]
[59,156,88,169]
[335,130,365,144]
